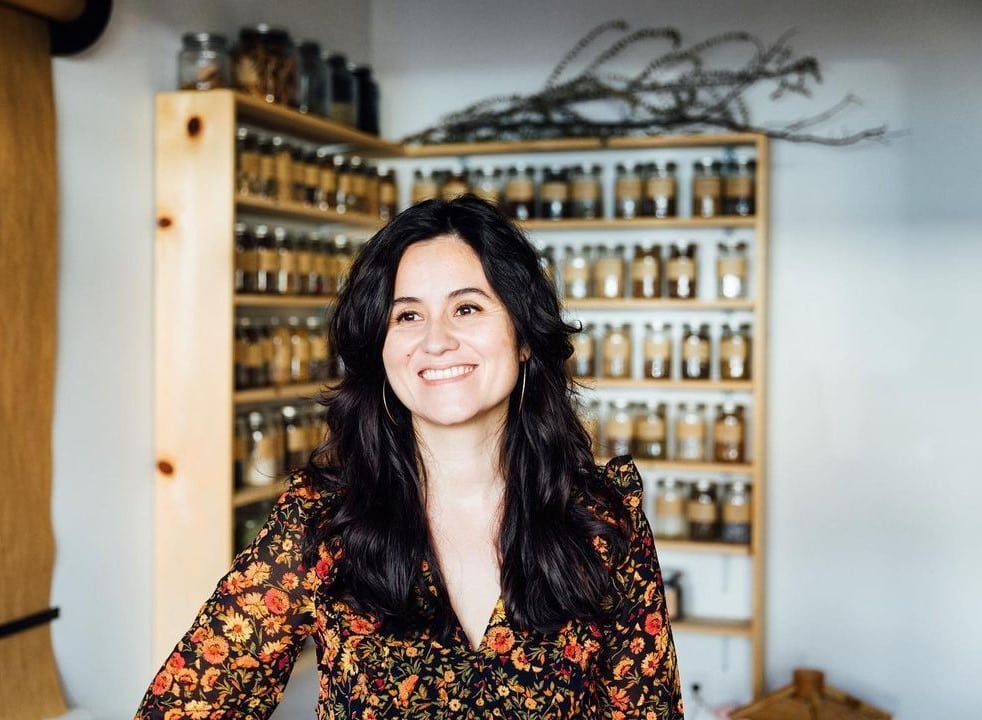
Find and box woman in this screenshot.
[135,196,683,718]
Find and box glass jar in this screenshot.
[289,145,306,203]
[281,405,307,470]
[288,316,311,383]
[316,149,337,210]
[272,136,293,203]
[724,158,756,216]
[334,156,353,213]
[630,244,661,299]
[675,402,706,461]
[692,158,723,218]
[681,323,711,380]
[245,317,269,388]
[713,402,746,463]
[440,170,469,201]
[377,167,398,220]
[720,323,752,380]
[643,323,672,380]
[179,32,231,90]
[333,234,354,292]
[244,410,281,486]
[258,320,274,387]
[471,167,501,207]
[293,233,314,295]
[267,316,292,386]
[298,150,317,206]
[312,236,330,295]
[307,316,330,381]
[538,245,556,287]
[562,245,591,299]
[687,480,719,541]
[601,323,632,379]
[304,403,327,455]
[233,317,249,390]
[663,571,684,620]
[233,413,248,488]
[504,165,536,220]
[348,156,367,213]
[570,164,602,219]
[721,480,752,543]
[667,243,698,299]
[295,40,327,115]
[326,53,356,125]
[258,135,277,198]
[605,400,634,457]
[410,168,437,204]
[568,323,596,378]
[578,399,601,453]
[634,402,667,460]
[352,64,380,135]
[273,227,297,295]
[540,166,569,220]
[593,245,625,299]
[234,223,255,294]
[717,241,748,299]
[232,24,297,105]
[614,163,642,219]
[236,127,260,196]
[654,479,687,539]
[642,161,677,218]
[253,224,277,294]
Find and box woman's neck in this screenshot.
[414,416,507,510]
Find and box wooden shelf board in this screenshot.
[580,378,752,392]
[234,92,403,155]
[564,298,754,311]
[656,539,751,556]
[598,457,754,474]
[234,382,329,405]
[233,482,287,509]
[234,293,335,309]
[522,216,756,231]
[236,194,383,228]
[671,617,753,637]
[607,133,763,150]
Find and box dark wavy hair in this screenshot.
[302,195,630,639]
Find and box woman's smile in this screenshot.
[419,364,477,382]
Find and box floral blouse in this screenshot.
[135,456,683,719]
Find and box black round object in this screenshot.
[50,0,113,57]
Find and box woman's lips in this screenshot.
[418,364,477,382]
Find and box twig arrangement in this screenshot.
[403,21,888,146]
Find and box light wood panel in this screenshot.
[234,293,336,309]
[0,0,83,22]
[656,540,751,556]
[580,378,753,392]
[564,298,755,312]
[234,381,329,406]
[522,216,756,231]
[672,617,753,638]
[236,194,383,228]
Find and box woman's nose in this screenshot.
[421,314,459,354]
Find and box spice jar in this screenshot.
[568,323,596,378]
[569,165,602,220]
[634,402,667,460]
[281,405,307,470]
[326,53,356,125]
[643,323,673,380]
[667,243,698,299]
[411,168,438,204]
[268,316,292,386]
[333,234,354,292]
[724,158,756,216]
[289,145,307,203]
[681,323,711,380]
[614,163,642,219]
[244,410,281,486]
[540,166,569,220]
[271,136,293,203]
[471,167,501,207]
[353,64,380,135]
[717,241,748,299]
[254,224,278,294]
[179,32,231,90]
[601,323,632,379]
[293,233,313,295]
[316,149,337,210]
[441,170,469,201]
[675,402,707,461]
[605,400,634,457]
[713,402,746,463]
[377,167,398,220]
[687,480,719,541]
[334,156,353,212]
[504,165,536,220]
[720,480,752,543]
[663,571,684,619]
[234,223,255,293]
[631,244,661,299]
[258,136,277,198]
[288,316,311,383]
[236,127,260,196]
[562,246,591,300]
[593,245,626,299]
[307,316,330,381]
[273,227,297,295]
[642,161,677,218]
[692,158,723,218]
[304,403,327,454]
[719,324,751,380]
[312,236,331,295]
[234,414,248,488]
[654,479,687,539]
[348,156,367,213]
[234,317,254,389]
[295,40,327,115]
[232,25,298,105]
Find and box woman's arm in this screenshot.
[134,472,336,719]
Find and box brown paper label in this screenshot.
[683,338,710,363]
[637,417,665,441]
[380,184,397,203]
[605,416,633,439]
[615,177,642,199]
[319,168,337,193]
[278,252,296,274]
[666,257,695,281]
[631,257,659,282]
[722,502,751,524]
[572,179,598,201]
[564,261,590,283]
[655,495,683,516]
[645,177,675,198]
[234,433,247,460]
[644,337,671,360]
[257,434,279,463]
[238,250,258,273]
[234,339,248,364]
[571,334,594,358]
[720,337,747,362]
[505,178,534,202]
[292,162,305,184]
[540,181,568,202]
[293,339,311,363]
[473,187,499,205]
[412,181,438,203]
[332,102,355,126]
[286,425,306,452]
[259,155,276,180]
[309,335,329,361]
[304,164,319,185]
[676,419,705,440]
[717,257,747,277]
[441,181,469,201]
[258,249,278,272]
[725,176,753,196]
[338,173,353,193]
[603,334,630,361]
[245,343,263,366]
[241,151,260,177]
[694,177,722,198]
[714,419,744,444]
[687,500,718,522]
[296,251,313,275]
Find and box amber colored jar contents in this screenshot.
[634,402,667,460]
[232,25,298,106]
[253,224,278,294]
[471,167,501,207]
[233,414,248,488]
[441,170,470,202]
[654,479,687,539]
[568,322,596,378]
[570,164,602,219]
[593,245,626,299]
[411,169,439,204]
[236,127,260,196]
[601,323,632,379]
[287,316,310,383]
[302,150,320,205]
[266,316,292,386]
[614,163,642,219]
[605,400,634,457]
[667,243,698,299]
[236,317,268,389]
[643,323,672,380]
[271,136,293,203]
[504,165,536,221]
[334,156,353,213]
[540,166,569,220]
[316,149,337,210]
[280,405,307,470]
[365,165,380,218]
[313,237,332,295]
[631,244,662,299]
[290,145,306,203]
[724,158,756,216]
[257,136,277,198]
[578,399,601,454]
[721,480,752,543]
[235,223,255,293]
[333,235,354,293]
[692,158,723,218]
[273,227,297,295]
[306,316,330,381]
[675,402,706,461]
[294,233,315,295]
[243,410,279,487]
[348,156,366,213]
[642,161,677,218]
[681,323,711,380]
[377,167,398,220]
[720,323,751,380]
[563,245,591,300]
[713,402,746,463]
[687,480,719,541]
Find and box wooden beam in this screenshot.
[0,0,84,23]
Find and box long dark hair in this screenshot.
[302,195,630,638]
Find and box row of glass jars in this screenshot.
[234,402,327,489]
[653,479,752,543]
[236,130,398,218]
[235,225,357,297]
[581,400,748,464]
[234,315,338,391]
[553,242,748,301]
[570,323,752,382]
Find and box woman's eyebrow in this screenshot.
[391,287,492,306]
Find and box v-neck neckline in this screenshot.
[451,595,504,654]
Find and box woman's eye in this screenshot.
[455,303,481,316]
[394,310,420,323]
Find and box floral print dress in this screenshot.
[135,455,684,719]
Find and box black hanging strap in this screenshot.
[0,607,60,640]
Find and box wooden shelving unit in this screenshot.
[580,378,753,392]
[234,293,336,309]
[564,298,755,312]
[521,216,756,231]
[233,381,329,405]
[236,194,382,228]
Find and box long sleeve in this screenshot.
[598,456,684,719]
[135,471,336,719]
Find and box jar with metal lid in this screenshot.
[236,127,260,196]
[562,245,591,300]
[723,158,756,216]
[233,317,250,389]
[654,479,687,539]
[614,163,642,219]
[601,323,632,379]
[292,233,313,295]
[271,136,293,202]
[348,156,367,213]
[311,236,330,295]
[634,402,667,460]
[333,234,354,292]
[631,244,661,299]
[234,413,248,488]
[504,165,536,220]
[326,53,356,125]
[300,150,320,205]
[272,227,296,295]
[258,136,277,198]
[717,241,748,299]
[713,402,746,463]
[567,322,596,378]
[675,402,706,461]
[234,223,255,293]
[692,158,723,218]
[643,322,673,380]
[642,161,677,218]
[352,64,380,135]
[720,480,752,543]
[252,224,278,294]
[295,40,327,115]
[288,316,311,383]
[605,400,635,457]
[334,156,352,213]
[667,243,698,299]
[289,145,306,203]
[306,316,330,380]
[720,324,751,380]
[245,317,269,388]
[377,167,398,220]
[593,245,626,299]
[281,405,307,470]
[681,323,711,380]
[179,32,231,90]
[540,166,569,220]
[266,316,292,386]
[233,25,297,105]
[244,410,281,486]
[441,169,469,201]
[470,167,501,207]
[570,164,603,219]
[686,480,719,541]
[316,149,337,210]
[578,399,601,453]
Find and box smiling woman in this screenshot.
[135,196,684,719]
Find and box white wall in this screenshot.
[50,1,370,716]
[367,1,980,718]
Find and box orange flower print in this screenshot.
[397,674,419,706]
[200,636,229,664]
[643,612,663,636]
[510,647,530,671]
[237,591,268,619]
[613,658,633,680]
[183,699,212,719]
[281,571,299,590]
[151,670,172,695]
[630,637,645,654]
[243,561,271,586]
[163,710,182,720]
[222,571,245,595]
[349,616,375,635]
[641,651,663,676]
[200,667,220,691]
[486,627,515,654]
[609,686,631,711]
[175,667,198,692]
[264,587,290,615]
[231,654,260,669]
[222,611,253,643]
[563,642,583,664]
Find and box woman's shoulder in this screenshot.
[596,454,644,502]
[575,454,644,525]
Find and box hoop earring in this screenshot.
[517,362,527,415]
[382,379,396,424]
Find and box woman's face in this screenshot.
[382,234,528,433]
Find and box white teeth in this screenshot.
[420,365,475,381]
